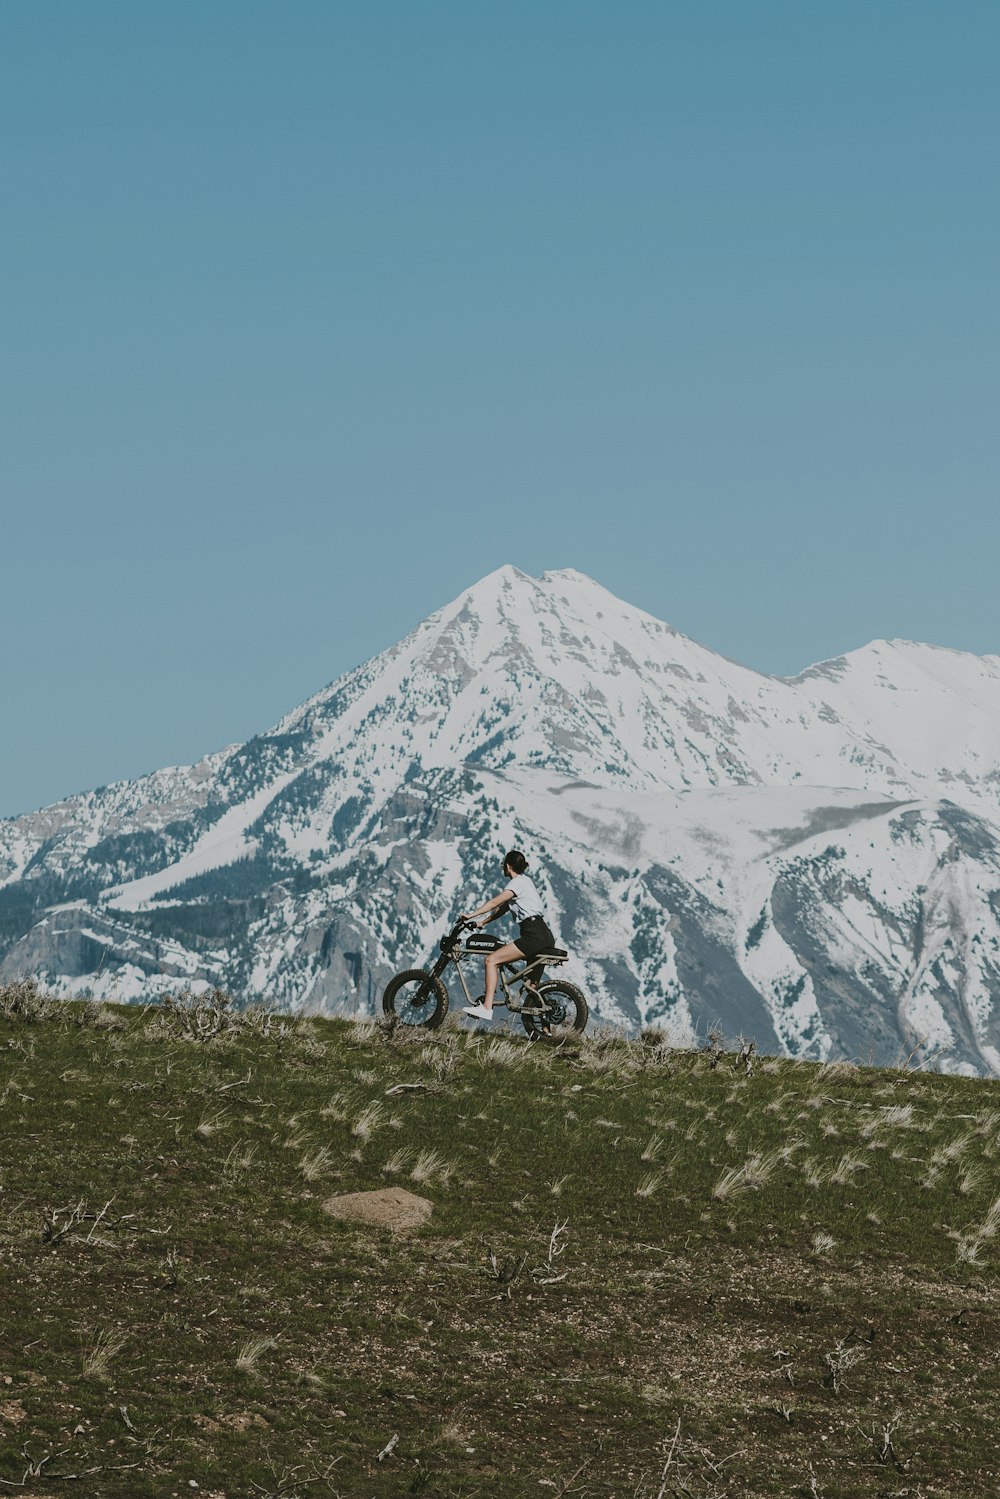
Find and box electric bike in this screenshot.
[381,918,589,1040]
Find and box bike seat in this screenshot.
[539,948,568,959]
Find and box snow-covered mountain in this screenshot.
[2,566,1000,1074]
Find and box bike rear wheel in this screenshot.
[520,979,589,1041]
[382,968,449,1029]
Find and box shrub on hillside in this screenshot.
[0,976,56,1023]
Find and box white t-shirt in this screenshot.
[505,873,545,923]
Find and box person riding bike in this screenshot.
[459,850,557,1021]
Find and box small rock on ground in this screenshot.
[322,1186,433,1233]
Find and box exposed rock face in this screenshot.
[2,565,1000,1074]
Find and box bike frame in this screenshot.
[432,935,566,1013]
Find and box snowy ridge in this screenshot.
[2,566,999,1074]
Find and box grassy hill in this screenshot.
[0,984,997,1498]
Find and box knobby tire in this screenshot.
[520,979,589,1041]
[381,968,449,1030]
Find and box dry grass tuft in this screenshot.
[410,1148,453,1186]
[236,1335,277,1375]
[712,1149,781,1200]
[82,1329,127,1381]
[348,1018,380,1043]
[479,1038,522,1068]
[577,1038,637,1079]
[81,1003,128,1032]
[860,1103,915,1137]
[223,1141,258,1177]
[299,1146,334,1182]
[959,1163,986,1196]
[803,1151,827,1187]
[434,1411,474,1450]
[420,1044,458,1081]
[320,1091,351,1122]
[820,1059,858,1079]
[953,1194,1000,1264]
[829,1152,867,1186]
[352,1101,386,1140]
[923,1131,975,1189]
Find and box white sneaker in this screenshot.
[462,1004,494,1020]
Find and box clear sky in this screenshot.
[2,1,998,818]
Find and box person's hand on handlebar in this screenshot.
[462,886,514,927]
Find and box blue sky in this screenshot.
[2,1,998,817]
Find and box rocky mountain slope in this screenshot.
[2,566,999,1073]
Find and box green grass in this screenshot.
[0,987,997,1497]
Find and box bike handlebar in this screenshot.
[441,916,480,949]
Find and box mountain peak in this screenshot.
[461,563,531,600]
[452,565,676,637]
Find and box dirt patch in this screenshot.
[195,1410,268,1434]
[322,1186,433,1233]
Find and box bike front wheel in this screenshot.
[381,969,449,1029]
[520,980,589,1041]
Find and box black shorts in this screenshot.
[512,916,556,962]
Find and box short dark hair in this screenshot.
[503,850,528,875]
